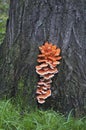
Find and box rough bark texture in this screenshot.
[0,0,86,116]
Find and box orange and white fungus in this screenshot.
[36,42,62,104]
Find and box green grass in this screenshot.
[0,100,86,130]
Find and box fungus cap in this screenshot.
[44,73,54,80]
[36,89,51,100]
[38,98,45,104]
[36,67,58,76]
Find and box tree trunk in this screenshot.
[0,0,86,116]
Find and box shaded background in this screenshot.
[0,0,86,116]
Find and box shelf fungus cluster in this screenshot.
[36,42,62,104]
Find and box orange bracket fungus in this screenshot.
[35,42,62,104]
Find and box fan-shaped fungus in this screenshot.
[35,42,62,104]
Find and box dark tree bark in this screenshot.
[0,0,86,116]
